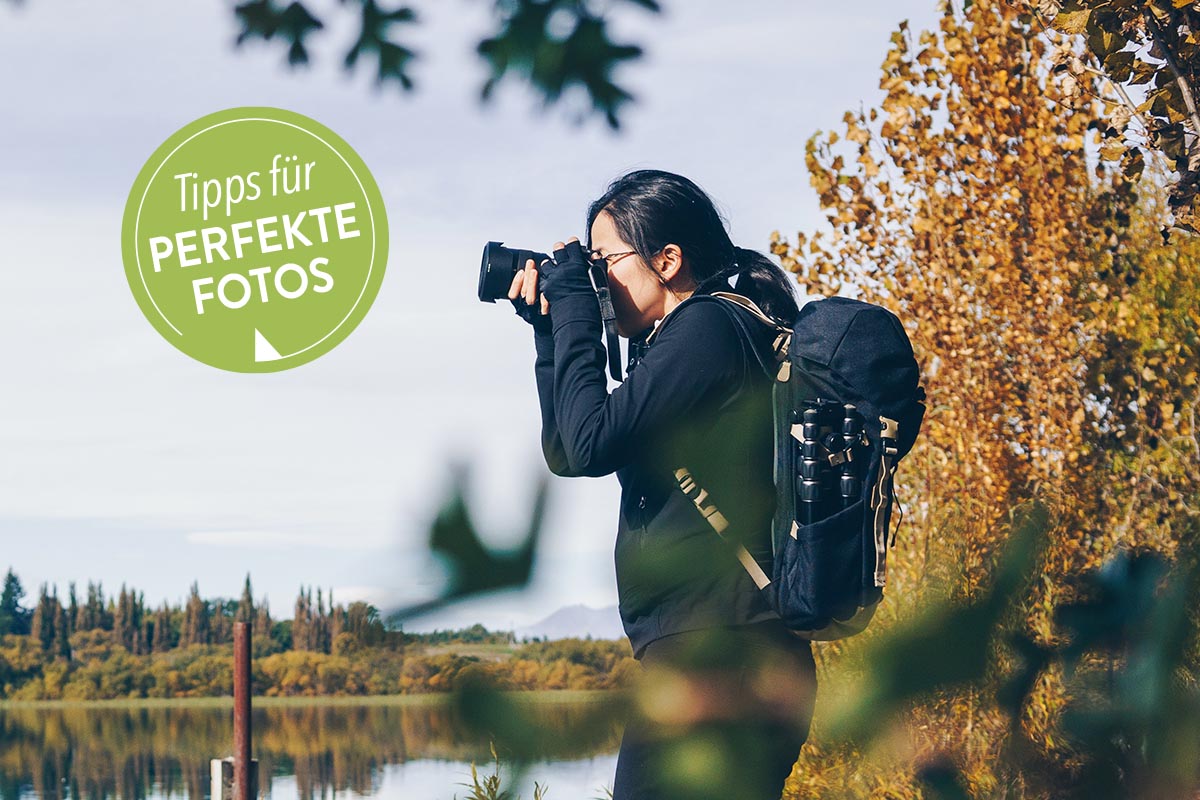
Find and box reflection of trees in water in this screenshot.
[0,699,623,800]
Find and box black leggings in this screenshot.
[612,620,818,800]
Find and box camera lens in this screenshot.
[478,242,551,303]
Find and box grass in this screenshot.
[457,742,615,800]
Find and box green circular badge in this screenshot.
[122,107,388,372]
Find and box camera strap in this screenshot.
[590,261,625,382]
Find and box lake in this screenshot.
[0,694,625,800]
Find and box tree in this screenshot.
[1025,1,1200,227]
[51,598,70,660]
[770,1,1199,791]
[29,586,60,652]
[151,602,174,653]
[181,582,210,647]
[0,568,30,636]
[236,574,255,625]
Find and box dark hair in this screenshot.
[585,169,800,323]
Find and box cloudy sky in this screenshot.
[0,0,941,631]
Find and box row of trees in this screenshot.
[0,569,396,659]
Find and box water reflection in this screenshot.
[0,697,624,800]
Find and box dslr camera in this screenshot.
[477,241,624,380]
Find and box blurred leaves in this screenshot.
[477,0,660,129]
[229,0,662,128]
[828,501,1049,743]
[343,0,418,89]
[388,464,546,625]
[234,0,324,66]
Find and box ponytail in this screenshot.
[693,246,800,324]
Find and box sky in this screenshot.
[0,0,944,632]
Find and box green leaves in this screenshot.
[234,0,324,66]
[387,464,546,626]
[343,1,418,90]
[431,464,546,603]
[477,0,660,129]
[229,0,661,129]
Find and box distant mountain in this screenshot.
[515,604,624,641]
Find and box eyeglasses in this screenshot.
[587,248,638,268]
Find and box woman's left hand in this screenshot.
[540,237,595,303]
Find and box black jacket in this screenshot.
[533,291,780,658]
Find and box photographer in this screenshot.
[509,170,817,800]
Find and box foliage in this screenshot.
[1023,0,1200,227]
[387,464,547,625]
[227,0,662,129]
[0,621,634,699]
[765,1,1200,796]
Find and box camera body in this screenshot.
[478,240,625,381]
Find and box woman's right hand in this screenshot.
[508,258,552,331]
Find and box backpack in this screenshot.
[670,291,927,640]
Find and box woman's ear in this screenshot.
[656,244,685,285]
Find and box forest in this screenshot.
[0,569,636,700]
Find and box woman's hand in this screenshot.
[540,237,594,303]
[508,257,552,332]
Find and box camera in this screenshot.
[476,241,551,304]
[477,240,624,381]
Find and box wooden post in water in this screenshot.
[234,621,252,800]
[213,622,257,800]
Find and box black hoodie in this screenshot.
[532,290,779,658]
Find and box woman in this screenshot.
[508,170,817,800]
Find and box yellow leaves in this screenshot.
[1051,9,1090,36]
[861,154,881,179]
[882,106,912,140]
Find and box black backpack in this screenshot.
[671,291,926,640]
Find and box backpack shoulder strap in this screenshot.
[709,291,792,334]
[705,292,794,382]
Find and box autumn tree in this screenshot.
[771,1,1199,793]
[181,582,210,647]
[774,0,1128,592]
[151,602,174,653]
